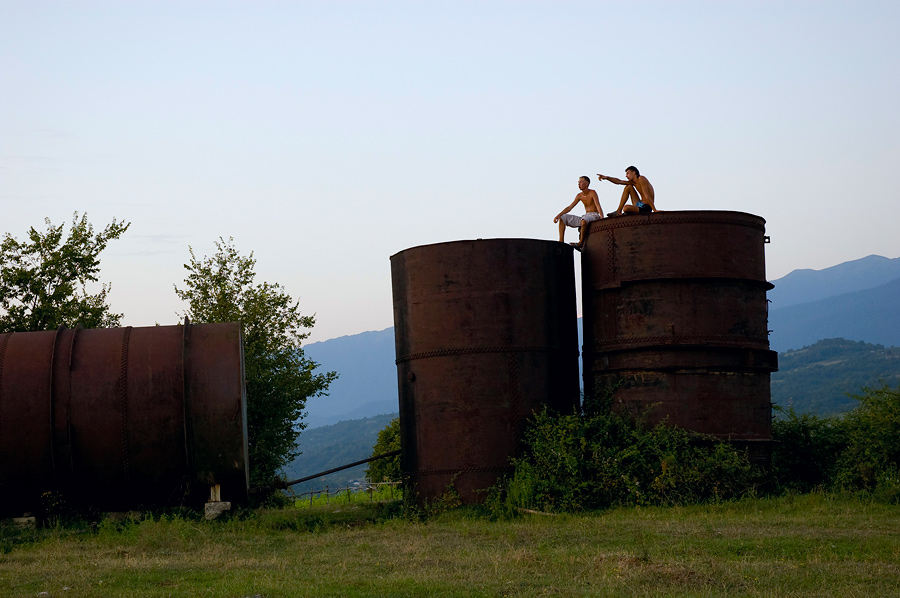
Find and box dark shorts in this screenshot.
[637,202,652,213]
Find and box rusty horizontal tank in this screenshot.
[581,211,777,461]
[391,239,580,505]
[0,321,249,515]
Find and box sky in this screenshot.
[3,1,899,343]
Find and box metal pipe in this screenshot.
[283,449,401,487]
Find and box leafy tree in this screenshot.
[0,213,130,332]
[366,417,401,483]
[174,237,336,487]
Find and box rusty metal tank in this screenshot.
[581,211,777,461]
[0,321,249,515]
[391,239,580,505]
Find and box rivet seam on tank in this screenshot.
[395,345,575,364]
[591,213,766,232]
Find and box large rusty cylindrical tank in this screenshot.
[0,321,249,515]
[581,211,777,462]
[392,239,580,505]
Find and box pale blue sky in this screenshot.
[3,1,898,342]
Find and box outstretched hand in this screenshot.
[596,174,606,181]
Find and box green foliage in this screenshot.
[502,406,759,513]
[771,385,900,501]
[771,338,900,415]
[771,406,848,493]
[174,237,337,487]
[366,417,401,483]
[833,385,900,500]
[0,213,130,332]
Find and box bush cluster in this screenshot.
[772,384,900,501]
[497,384,900,513]
[500,399,760,513]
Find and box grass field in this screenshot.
[1,492,898,597]
[291,482,402,509]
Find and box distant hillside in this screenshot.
[282,413,397,494]
[768,254,900,309]
[771,338,900,415]
[768,278,900,352]
[303,328,397,428]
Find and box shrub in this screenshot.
[502,404,759,513]
[833,385,900,501]
[770,406,848,493]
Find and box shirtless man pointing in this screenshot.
[598,166,656,216]
[554,176,604,250]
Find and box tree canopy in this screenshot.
[0,213,130,332]
[366,417,401,483]
[175,237,337,487]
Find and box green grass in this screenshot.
[292,482,402,509]
[0,493,898,597]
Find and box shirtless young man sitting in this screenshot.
[553,176,604,250]
[597,166,656,216]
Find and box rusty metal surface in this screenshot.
[582,211,777,447]
[0,322,248,515]
[391,239,580,505]
[587,279,772,352]
[583,211,770,289]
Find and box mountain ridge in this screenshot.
[768,254,900,309]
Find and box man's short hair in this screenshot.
[626,166,640,177]
[580,175,590,184]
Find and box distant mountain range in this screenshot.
[300,253,900,429]
[767,255,900,351]
[302,327,396,429]
[766,254,900,308]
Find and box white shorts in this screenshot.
[561,212,602,228]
